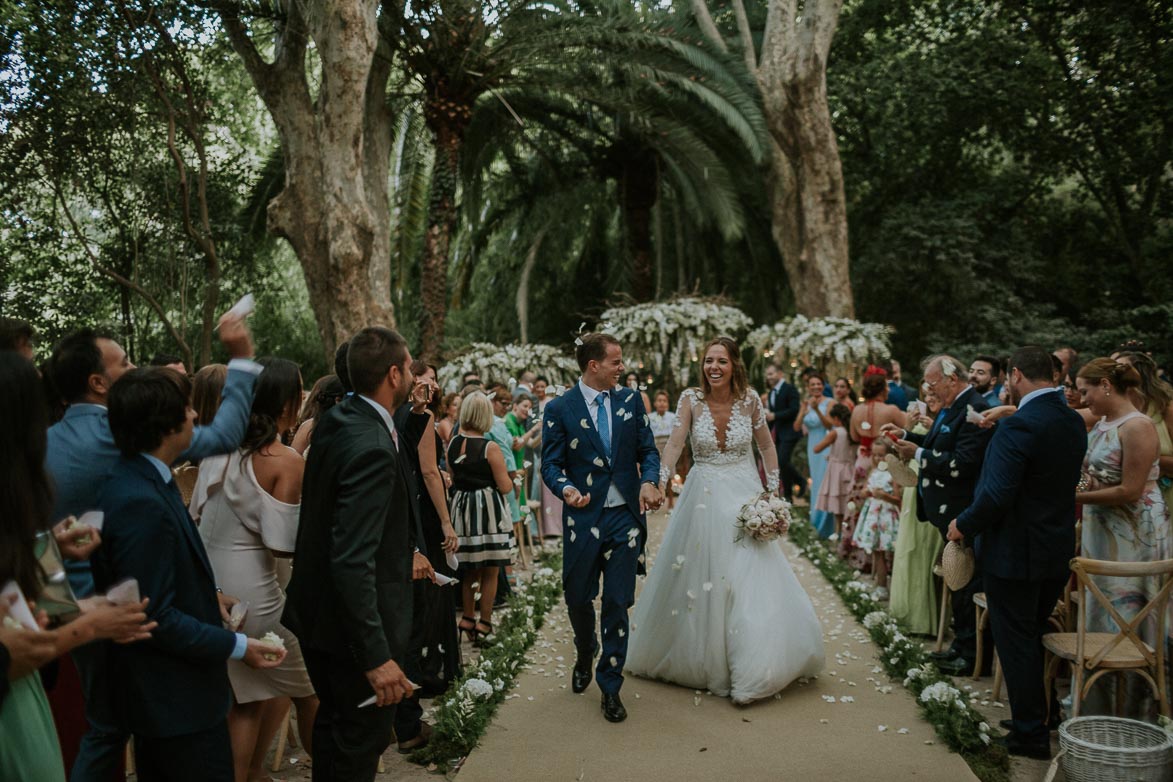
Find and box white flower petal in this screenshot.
[590,527,600,539]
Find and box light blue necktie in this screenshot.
[595,394,611,459]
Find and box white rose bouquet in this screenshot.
[734,492,792,543]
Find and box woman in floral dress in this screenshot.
[1075,358,1171,717]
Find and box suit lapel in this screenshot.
[609,387,635,465]
[566,385,607,462]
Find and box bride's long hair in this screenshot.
[699,336,749,400]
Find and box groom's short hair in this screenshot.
[576,333,620,371]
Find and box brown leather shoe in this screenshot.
[397,722,433,754]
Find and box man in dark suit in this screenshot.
[95,369,283,782]
[886,354,993,675]
[948,346,1087,759]
[764,362,804,501]
[283,327,417,782]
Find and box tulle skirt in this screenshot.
[627,458,825,703]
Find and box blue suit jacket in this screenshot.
[93,455,236,738]
[956,390,1087,581]
[541,384,660,575]
[46,364,257,596]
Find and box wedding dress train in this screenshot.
[626,388,825,703]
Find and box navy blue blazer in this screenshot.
[94,455,236,738]
[904,386,993,529]
[956,390,1087,581]
[540,384,660,575]
[768,381,800,443]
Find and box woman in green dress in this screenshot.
[0,352,155,782]
[888,388,945,636]
[504,394,541,535]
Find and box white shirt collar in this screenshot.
[1018,386,1061,410]
[578,379,611,408]
[773,378,786,392]
[357,395,398,438]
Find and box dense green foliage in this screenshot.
[2,0,1169,379]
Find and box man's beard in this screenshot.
[972,380,991,394]
[1008,384,1022,406]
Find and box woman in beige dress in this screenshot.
[192,357,318,782]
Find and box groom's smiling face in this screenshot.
[589,343,625,389]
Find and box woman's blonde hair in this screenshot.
[699,336,748,399]
[459,391,494,433]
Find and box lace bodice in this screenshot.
[658,388,779,492]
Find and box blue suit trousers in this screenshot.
[563,506,641,695]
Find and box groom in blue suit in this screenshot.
[542,333,662,723]
[949,346,1087,759]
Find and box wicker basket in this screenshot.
[1055,716,1173,782]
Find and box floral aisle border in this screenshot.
[438,343,580,392]
[409,556,563,770]
[787,521,1009,782]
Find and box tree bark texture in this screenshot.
[621,149,659,303]
[757,0,854,318]
[418,120,463,362]
[219,0,395,360]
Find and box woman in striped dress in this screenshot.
[449,392,516,645]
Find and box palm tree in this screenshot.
[383,0,767,359]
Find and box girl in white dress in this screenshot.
[626,337,825,704]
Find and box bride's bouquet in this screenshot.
[734,492,792,543]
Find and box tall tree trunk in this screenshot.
[621,149,659,302]
[219,1,395,360]
[757,0,853,318]
[693,0,854,318]
[418,120,463,362]
[516,224,549,345]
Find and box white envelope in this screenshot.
[77,510,104,532]
[106,578,141,605]
[0,581,40,631]
[434,573,459,587]
[228,293,255,320]
[358,680,419,708]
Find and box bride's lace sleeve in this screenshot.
[748,390,780,492]
[658,390,694,490]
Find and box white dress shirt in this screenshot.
[578,380,627,508]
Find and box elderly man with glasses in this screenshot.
[882,355,995,675]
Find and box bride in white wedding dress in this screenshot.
[626,336,825,704]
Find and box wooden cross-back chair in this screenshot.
[1042,556,1173,719]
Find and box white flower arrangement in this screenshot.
[734,492,791,542]
[599,297,753,387]
[462,677,495,700]
[439,342,579,392]
[747,316,893,375]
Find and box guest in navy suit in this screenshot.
[94,369,284,782]
[764,362,803,501]
[886,354,993,674]
[949,346,1087,759]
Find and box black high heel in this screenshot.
[474,620,495,647]
[458,615,477,643]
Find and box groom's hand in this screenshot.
[366,658,412,707]
[563,486,591,508]
[639,483,662,513]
